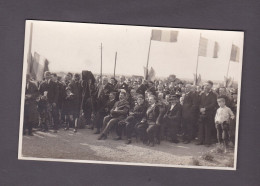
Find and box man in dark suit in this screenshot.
[23,74,39,135]
[117,94,147,144]
[38,72,60,132]
[162,95,182,143]
[182,84,199,144]
[67,73,82,132]
[98,91,130,140]
[196,80,217,147]
[93,92,116,134]
[136,95,160,147]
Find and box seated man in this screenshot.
[98,91,130,140]
[162,95,182,143]
[136,95,160,147]
[93,92,116,134]
[116,94,147,144]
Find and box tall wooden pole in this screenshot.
[145,33,152,80]
[27,22,33,74]
[195,33,201,85]
[114,51,117,78]
[226,43,233,78]
[100,43,103,83]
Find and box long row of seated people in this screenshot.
[23,71,237,150]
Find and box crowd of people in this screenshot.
[23,71,238,152]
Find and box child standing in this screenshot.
[215,95,235,152]
[63,87,77,132]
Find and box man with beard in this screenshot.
[196,80,217,147]
[182,84,199,144]
[98,91,130,140]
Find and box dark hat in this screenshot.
[206,80,213,86]
[136,94,144,99]
[169,94,179,100]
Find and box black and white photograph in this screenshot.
[18,20,244,170]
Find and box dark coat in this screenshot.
[24,81,39,124]
[142,104,160,125]
[182,92,199,120]
[136,84,148,96]
[131,103,147,121]
[199,91,217,117]
[39,80,59,104]
[110,99,130,119]
[164,103,182,124]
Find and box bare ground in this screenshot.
[21,128,235,168]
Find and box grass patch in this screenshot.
[189,157,200,166]
[201,152,214,162]
[225,157,234,167]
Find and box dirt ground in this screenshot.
[21,128,235,168]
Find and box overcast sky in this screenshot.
[24,20,244,81]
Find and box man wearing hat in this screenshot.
[162,94,182,143]
[196,80,217,147]
[117,94,147,144]
[98,91,130,140]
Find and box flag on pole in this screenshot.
[147,67,156,81]
[30,52,49,81]
[151,30,178,42]
[198,37,219,58]
[230,44,239,62]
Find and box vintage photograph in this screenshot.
[19,20,243,170]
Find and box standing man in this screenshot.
[182,84,199,144]
[48,73,60,133]
[23,74,39,135]
[196,81,217,147]
[68,73,82,132]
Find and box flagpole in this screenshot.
[146,32,152,80]
[100,43,103,83]
[27,22,33,74]
[195,33,201,85]
[226,43,232,78]
[114,51,117,78]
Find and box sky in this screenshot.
[24,20,244,82]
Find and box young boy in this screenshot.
[37,91,49,132]
[215,95,235,152]
[63,87,77,132]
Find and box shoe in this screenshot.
[93,130,100,134]
[205,144,211,147]
[53,130,57,133]
[125,140,132,144]
[196,142,203,145]
[64,127,69,131]
[73,129,77,133]
[183,140,190,144]
[113,136,122,141]
[28,133,34,136]
[98,134,107,140]
[171,139,179,144]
